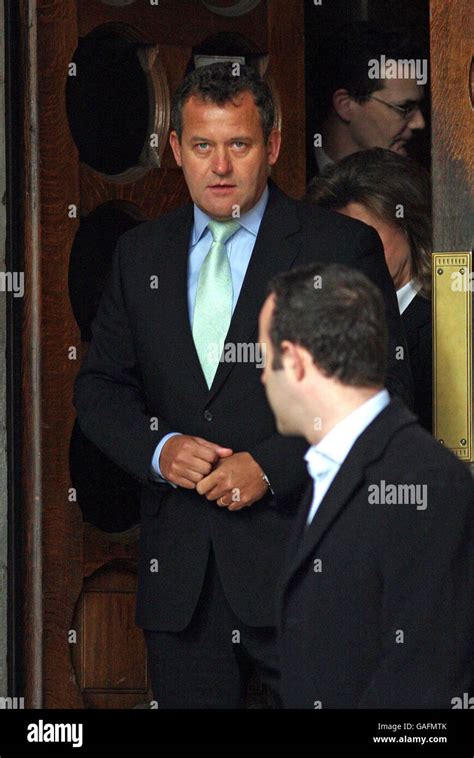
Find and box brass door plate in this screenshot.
[433,251,472,461]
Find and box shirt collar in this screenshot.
[191,184,269,245]
[304,388,390,472]
[396,278,421,314]
[314,146,335,173]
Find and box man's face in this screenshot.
[348,78,425,155]
[258,294,301,437]
[169,91,281,220]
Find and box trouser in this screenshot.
[143,546,281,708]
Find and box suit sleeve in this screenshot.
[358,466,474,708]
[352,224,414,409]
[73,235,172,487]
[249,433,309,502]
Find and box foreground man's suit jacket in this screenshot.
[73,180,413,631]
[277,399,474,708]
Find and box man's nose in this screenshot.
[407,107,426,131]
[211,148,232,175]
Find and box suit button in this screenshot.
[203,410,213,421]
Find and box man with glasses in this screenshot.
[311,23,426,173]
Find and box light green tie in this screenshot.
[192,219,240,388]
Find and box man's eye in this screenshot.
[401,103,419,117]
[233,141,246,148]
[195,143,209,151]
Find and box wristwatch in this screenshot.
[261,472,274,496]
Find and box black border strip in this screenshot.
[5,0,25,700]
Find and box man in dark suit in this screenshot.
[308,23,426,177]
[259,262,474,708]
[74,62,412,708]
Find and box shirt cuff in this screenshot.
[149,432,183,488]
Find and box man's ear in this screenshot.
[266,128,282,167]
[169,131,182,167]
[281,341,306,382]
[331,88,354,122]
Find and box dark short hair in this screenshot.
[266,263,387,387]
[307,148,432,297]
[171,61,275,143]
[313,23,425,119]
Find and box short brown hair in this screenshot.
[267,263,387,388]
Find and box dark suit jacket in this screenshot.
[277,399,474,708]
[73,180,413,631]
[402,293,432,432]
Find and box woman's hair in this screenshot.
[306,148,432,298]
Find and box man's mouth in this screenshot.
[391,131,411,147]
[391,140,408,154]
[390,134,412,154]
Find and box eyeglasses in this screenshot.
[366,95,422,120]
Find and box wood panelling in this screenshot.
[266,0,305,196]
[80,0,268,47]
[430,0,473,251]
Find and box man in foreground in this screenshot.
[259,262,474,708]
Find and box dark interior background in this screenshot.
[304,0,431,182]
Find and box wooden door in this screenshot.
[20,0,305,708]
[430,0,473,467]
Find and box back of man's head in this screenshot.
[267,263,388,387]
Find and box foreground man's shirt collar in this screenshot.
[314,145,334,173]
[304,388,390,525]
[306,388,390,469]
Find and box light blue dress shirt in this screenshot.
[150,185,269,483]
[305,389,390,524]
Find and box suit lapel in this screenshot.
[292,460,367,574]
[282,400,418,587]
[207,180,301,400]
[275,477,313,614]
[283,478,314,564]
[159,204,210,394]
